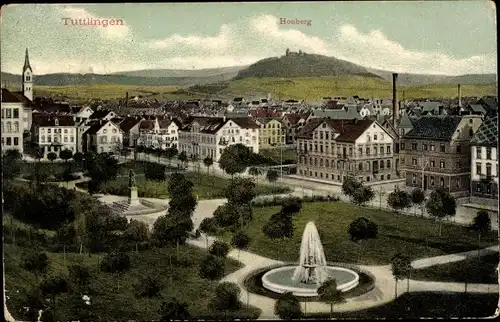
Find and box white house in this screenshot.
[138,117,180,149]
[1,89,28,154]
[73,106,94,122]
[178,116,260,162]
[31,115,78,158]
[83,120,124,154]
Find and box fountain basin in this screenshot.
[262,265,359,297]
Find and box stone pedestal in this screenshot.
[129,187,140,206]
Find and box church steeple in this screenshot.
[23,48,32,73]
[22,48,33,101]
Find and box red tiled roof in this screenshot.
[284,113,301,125]
[325,119,373,142]
[139,120,155,130]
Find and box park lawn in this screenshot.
[305,292,498,319]
[117,160,178,176]
[216,202,497,265]
[4,243,260,321]
[79,171,290,199]
[410,253,499,284]
[20,161,83,177]
[259,148,298,164]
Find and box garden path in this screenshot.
[186,234,498,319]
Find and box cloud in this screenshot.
[333,24,496,75]
[1,8,496,75]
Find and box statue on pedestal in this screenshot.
[128,169,136,188]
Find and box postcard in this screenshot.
[1,2,498,321]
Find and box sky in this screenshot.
[0,1,497,75]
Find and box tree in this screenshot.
[351,186,375,206]
[274,291,302,320]
[73,152,84,169]
[100,252,131,273]
[159,298,191,321]
[471,210,491,242]
[231,230,250,250]
[199,255,225,280]
[387,188,411,213]
[281,197,302,216]
[209,240,231,258]
[135,275,162,298]
[22,251,50,275]
[164,146,178,167]
[68,264,92,287]
[425,188,457,236]
[342,176,362,200]
[125,219,150,251]
[144,162,167,181]
[391,252,412,297]
[47,152,57,162]
[59,149,73,163]
[317,278,346,318]
[219,143,252,177]
[21,288,46,322]
[203,156,213,175]
[199,217,218,248]
[411,188,426,216]
[190,153,200,175]
[248,166,261,183]
[86,152,119,192]
[266,169,279,186]
[348,217,378,263]
[208,282,241,315]
[263,212,294,240]
[39,275,69,316]
[178,151,188,168]
[2,149,23,180]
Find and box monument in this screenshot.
[107,169,168,216]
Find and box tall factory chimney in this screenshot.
[458,84,462,108]
[392,73,398,127]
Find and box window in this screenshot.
[486,148,491,160]
[13,108,19,118]
[476,147,482,159]
[374,134,378,140]
[325,132,329,140]
[6,137,11,145]
[48,129,51,133]
[6,122,12,133]
[380,161,384,169]
[358,148,363,156]
[440,161,445,169]
[440,144,445,152]
[456,145,461,153]
[412,142,417,150]
[476,184,482,192]
[13,137,18,146]
[412,174,416,184]
[387,146,391,153]
[1,109,4,119]
[367,135,371,142]
[6,109,12,118]
[41,136,45,143]
[423,144,428,151]
[430,144,435,151]
[486,163,492,176]
[455,161,460,168]
[401,157,405,165]
[48,136,52,143]
[386,160,391,168]
[64,136,68,143]
[440,177,445,187]
[103,129,107,134]
[456,178,461,188]
[64,129,68,134]
[380,147,384,155]
[366,147,370,155]
[359,163,363,171]
[430,176,435,186]
[381,174,384,180]
[486,184,492,194]
[401,143,405,150]
[412,158,417,165]
[430,160,435,167]
[387,174,391,180]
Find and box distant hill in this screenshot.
[110,65,248,78]
[235,52,381,79]
[0,65,248,88]
[365,67,497,86]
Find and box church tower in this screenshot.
[22,48,33,101]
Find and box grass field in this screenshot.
[259,148,298,164]
[215,202,496,265]
[305,292,498,319]
[4,243,261,321]
[35,84,184,100]
[34,76,498,101]
[411,253,499,284]
[77,168,291,199]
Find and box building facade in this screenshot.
[255,118,285,149]
[400,115,483,195]
[296,118,396,183]
[31,115,78,158]
[83,121,124,154]
[470,116,498,202]
[1,91,25,154]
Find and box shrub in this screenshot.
[135,275,162,298]
[231,231,251,250]
[348,217,378,242]
[159,298,191,321]
[209,240,231,258]
[208,282,241,311]
[199,255,225,280]
[68,264,92,286]
[21,251,50,274]
[274,292,302,319]
[39,275,69,296]
[100,252,131,273]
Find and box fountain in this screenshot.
[261,221,360,297]
[106,170,168,216]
